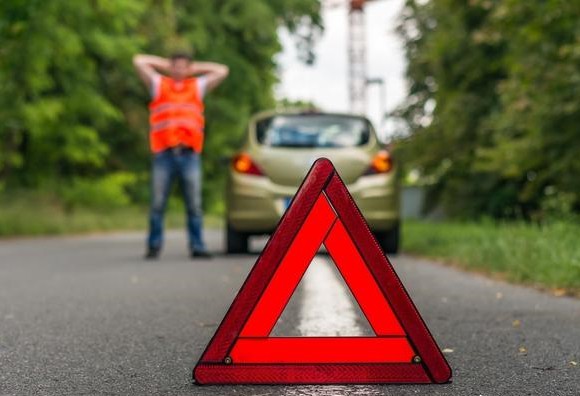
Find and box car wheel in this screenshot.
[226,223,249,254]
[373,223,400,255]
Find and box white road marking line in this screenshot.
[297,256,365,336]
[282,256,382,396]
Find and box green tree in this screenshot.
[396,0,580,219]
[0,0,322,212]
[396,0,507,217]
[0,0,145,186]
[475,0,580,219]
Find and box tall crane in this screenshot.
[326,0,381,115]
[348,0,375,115]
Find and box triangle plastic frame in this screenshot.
[193,158,451,385]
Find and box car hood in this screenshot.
[252,148,371,186]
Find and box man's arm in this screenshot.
[189,62,229,92]
[133,54,170,90]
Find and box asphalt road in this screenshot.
[0,230,578,395]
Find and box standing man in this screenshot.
[133,51,229,259]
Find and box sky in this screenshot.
[275,0,407,135]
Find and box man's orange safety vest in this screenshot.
[148,76,205,153]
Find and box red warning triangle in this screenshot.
[193,158,451,385]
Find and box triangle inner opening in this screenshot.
[271,253,375,337]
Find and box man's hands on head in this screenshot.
[133,53,229,92]
[189,62,230,92]
[133,54,171,89]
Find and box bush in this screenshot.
[61,172,136,210]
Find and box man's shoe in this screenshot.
[145,247,160,259]
[191,250,212,259]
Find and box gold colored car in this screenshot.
[225,110,400,254]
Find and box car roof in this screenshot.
[250,108,373,124]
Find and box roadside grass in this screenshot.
[403,220,580,295]
[0,192,223,238]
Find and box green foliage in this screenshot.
[404,220,580,294]
[0,190,184,237]
[276,98,319,110]
[0,0,142,185]
[0,0,321,213]
[60,172,137,210]
[396,0,580,220]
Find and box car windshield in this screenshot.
[255,114,371,148]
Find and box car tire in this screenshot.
[226,223,249,254]
[374,222,400,255]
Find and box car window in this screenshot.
[255,115,371,148]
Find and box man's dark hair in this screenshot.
[170,51,193,62]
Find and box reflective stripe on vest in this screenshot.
[150,118,200,133]
[150,103,200,114]
[148,77,205,153]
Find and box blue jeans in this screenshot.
[147,149,207,252]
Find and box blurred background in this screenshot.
[0,0,579,291]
